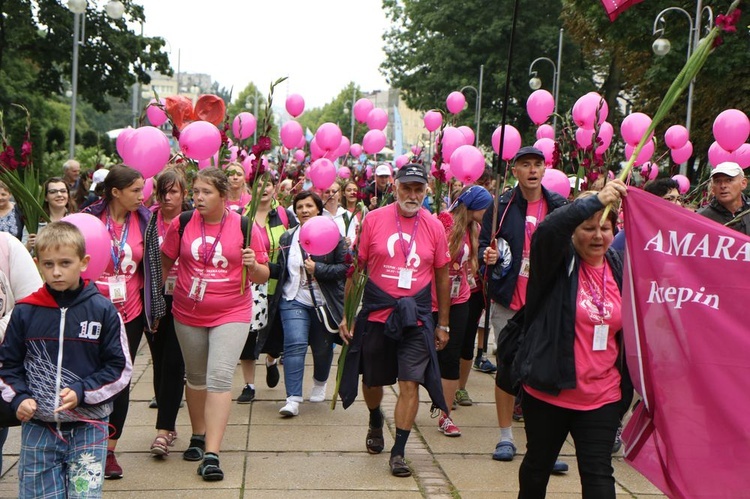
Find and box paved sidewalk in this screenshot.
[0,342,665,498]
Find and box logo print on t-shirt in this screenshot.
[190,237,229,269]
[386,232,421,268]
[579,286,613,323]
[120,243,137,274]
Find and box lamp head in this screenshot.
[105,1,125,20]
[652,37,672,56]
[67,0,87,14]
[529,77,542,90]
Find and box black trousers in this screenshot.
[519,389,619,499]
[110,312,144,441]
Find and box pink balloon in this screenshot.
[395,154,410,168]
[232,112,257,140]
[708,141,734,167]
[337,166,351,179]
[179,121,221,161]
[335,136,351,158]
[293,149,306,163]
[621,112,653,146]
[671,141,693,164]
[228,145,239,162]
[116,127,136,162]
[350,143,363,157]
[541,168,570,199]
[732,143,750,169]
[124,126,171,178]
[440,127,465,162]
[365,165,373,179]
[309,158,337,190]
[458,126,475,146]
[424,110,443,132]
[366,108,388,131]
[197,153,219,170]
[595,122,614,155]
[713,109,750,152]
[672,174,690,195]
[575,127,595,149]
[450,145,485,184]
[353,98,374,124]
[61,213,110,281]
[527,90,555,125]
[624,140,655,166]
[572,92,608,128]
[142,176,154,200]
[430,161,452,181]
[299,216,340,256]
[536,124,555,140]
[146,99,167,127]
[297,134,307,149]
[664,125,689,150]
[492,125,522,160]
[241,155,254,179]
[446,91,466,114]
[315,122,343,151]
[286,94,305,118]
[309,138,324,161]
[639,162,659,180]
[411,145,422,156]
[533,138,556,165]
[279,121,304,149]
[362,130,387,155]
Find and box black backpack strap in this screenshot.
[178,210,194,239]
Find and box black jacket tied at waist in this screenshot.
[339,280,447,414]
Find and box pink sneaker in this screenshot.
[438,414,462,437]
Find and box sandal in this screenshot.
[150,435,170,457]
[182,434,205,462]
[197,453,224,481]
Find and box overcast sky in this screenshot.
[134,0,391,109]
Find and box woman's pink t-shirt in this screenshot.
[95,212,144,324]
[161,209,268,327]
[526,260,622,410]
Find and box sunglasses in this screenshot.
[47,189,68,195]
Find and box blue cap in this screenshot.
[449,186,493,212]
[513,146,545,163]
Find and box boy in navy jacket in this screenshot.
[0,221,132,498]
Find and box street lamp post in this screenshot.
[652,2,714,175]
[67,0,124,159]
[460,64,484,147]
[528,28,563,131]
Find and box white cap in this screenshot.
[375,164,392,176]
[90,169,109,191]
[710,162,743,178]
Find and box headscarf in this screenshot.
[449,186,493,212]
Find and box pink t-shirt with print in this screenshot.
[161,209,268,328]
[155,210,179,282]
[510,198,548,311]
[525,260,622,410]
[431,229,471,309]
[226,193,251,213]
[357,203,450,323]
[95,212,144,324]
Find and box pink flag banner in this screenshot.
[600,0,645,21]
[621,187,750,497]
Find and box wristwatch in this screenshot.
[436,325,450,333]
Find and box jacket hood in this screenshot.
[19,281,100,308]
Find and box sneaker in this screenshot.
[492,440,516,461]
[149,397,158,409]
[104,450,123,479]
[438,413,462,437]
[389,454,412,477]
[552,459,569,474]
[612,425,623,454]
[182,435,205,462]
[279,399,300,417]
[455,389,473,407]
[473,357,497,373]
[309,382,327,403]
[512,402,524,422]
[366,425,384,454]
[266,360,280,388]
[237,384,255,404]
[197,453,224,481]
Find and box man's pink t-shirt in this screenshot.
[95,212,143,323]
[526,260,622,410]
[510,198,548,311]
[358,203,450,323]
[161,209,268,328]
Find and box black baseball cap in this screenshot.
[513,146,545,163]
[395,163,428,184]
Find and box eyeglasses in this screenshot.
[47,189,68,195]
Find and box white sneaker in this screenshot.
[279,399,300,417]
[309,382,327,403]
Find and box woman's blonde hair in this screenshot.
[448,203,479,275]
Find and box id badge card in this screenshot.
[164,276,177,296]
[593,324,609,351]
[450,276,461,298]
[397,268,413,289]
[188,277,207,302]
[519,257,531,278]
[107,275,127,304]
[467,274,477,289]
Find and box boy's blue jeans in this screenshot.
[19,418,108,499]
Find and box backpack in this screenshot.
[177,210,250,243]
